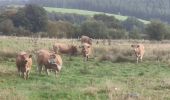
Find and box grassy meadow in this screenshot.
[44,7,150,24]
[0,36,170,100]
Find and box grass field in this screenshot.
[0,36,170,100]
[44,7,150,24]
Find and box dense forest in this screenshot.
[1,0,170,23]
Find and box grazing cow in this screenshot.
[36,49,62,77]
[16,52,32,80]
[81,43,92,61]
[53,43,77,55]
[80,35,92,45]
[131,44,145,63]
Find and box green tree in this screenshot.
[122,17,144,31]
[0,19,15,35]
[164,25,170,39]
[81,20,107,38]
[93,14,122,29]
[129,27,141,39]
[145,20,167,40]
[47,20,75,38]
[107,29,128,39]
[12,4,48,33]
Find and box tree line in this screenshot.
[28,0,170,23]
[0,4,170,40]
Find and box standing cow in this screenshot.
[16,52,32,80]
[81,43,92,61]
[131,44,145,63]
[36,49,62,77]
[80,35,92,45]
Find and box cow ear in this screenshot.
[79,45,82,48]
[73,45,77,49]
[23,59,28,64]
[21,55,26,59]
[29,54,32,58]
[74,45,77,47]
[131,45,134,47]
[53,55,56,58]
[51,54,56,59]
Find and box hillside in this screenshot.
[44,7,149,24]
[29,0,170,23]
[0,0,27,6]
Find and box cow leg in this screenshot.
[38,65,42,75]
[84,56,88,61]
[136,57,139,63]
[55,70,58,78]
[17,66,22,76]
[23,72,27,80]
[45,68,49,76]
[36,64,39,72]
[55,47,59,54]
[140,56,143,62]
[21,71,24,78]
[69,54,72,61]
[83,57,86,62]
[26,70,30,79]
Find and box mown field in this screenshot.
[44,7,150,24]
[0,36,170,100]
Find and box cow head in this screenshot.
[48,54,59,70]
[88,38,92,45]
[48,54,56,64]
[81,43,91,57]
[21,54,32,71]
[131,44,140,56]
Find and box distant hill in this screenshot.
[44,7,149,24]
[0,0,27,6]
[28,0,170,23]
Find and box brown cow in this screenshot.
[16,51,32,80]
[80,35,92,45]
[81,43,92,61]
[36,49,62,77]
[131,44,145,63]
[53,43,77,55]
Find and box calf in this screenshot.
[16,52,32,80]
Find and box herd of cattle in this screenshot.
[16,35,145,80]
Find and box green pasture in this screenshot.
[0,37,170,100]
[44,7,149,24]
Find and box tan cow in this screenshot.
[53,43,77,55]
[131,44,145,63]
[81,43,92,61]
[16,51,32,80]
[36,49,62,77]
[80,35,92,45]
